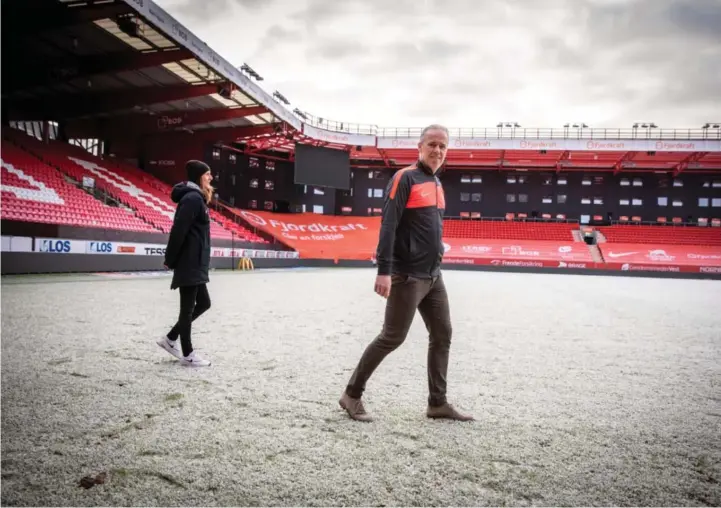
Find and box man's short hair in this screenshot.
[419,124,450,142]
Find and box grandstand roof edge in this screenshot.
[122,0,720,149]
[120,0,302,131]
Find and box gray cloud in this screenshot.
[158,0,273,24]
[165,0,231,23]
[155,0,721,127]
[252,24,303,57]
[584,0,721,44]
[305,39,367,62]
[290,0,362,36]
[535,36,586,70]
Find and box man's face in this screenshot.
[418,129,448,173]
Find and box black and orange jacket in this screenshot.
[376,160,446,278]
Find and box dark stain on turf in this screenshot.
[48,358,72,366]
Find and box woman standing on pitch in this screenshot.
[157,160,213,367]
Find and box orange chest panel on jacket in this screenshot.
[406,181,445,210]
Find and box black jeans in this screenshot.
[167,284,211,357]
[346,273,452,407]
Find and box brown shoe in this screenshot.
[339,392,373,422]
[426,402,474,421]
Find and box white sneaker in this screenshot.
[157,336,182,359]
[180,350,211,367]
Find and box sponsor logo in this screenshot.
[501,245,540,257]
[171,22,188,42]
[655,141,696,150]
[391,138,417,148]
[558,261,588,268]
[647,249,675,262]
[240,211,267,226]
[241,212,369,238]
[88,241,113,253]
[144,247,166,256]
[620,264,681,272]
[443,257,475,265]
[212,248,226,257]
[313,131,350,143]
[586,140,626,150]
[443,242,451,253]
[607,251,638,258]
[687,253,721,260]
[238,257,254,271]
[461,245,492,254]
[558,246,573,253]
[520,140,558,150]
[699,266,721,274]
[39,239,71,253]
[117,246,136,253]
[454,139,492,149]
[497,260,544,267]
[157,116,183,129]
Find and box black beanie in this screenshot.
[186,160,210,184]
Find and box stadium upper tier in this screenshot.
[1,131,266,243]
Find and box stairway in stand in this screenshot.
[587,244,605,263]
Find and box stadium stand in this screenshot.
[1,141,156,232]
[3,130,266,243]
[443,219,577,241]
[599,225,721,246]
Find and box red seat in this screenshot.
[2,131,265,242]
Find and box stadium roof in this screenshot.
[2,0,275,135]
[2,0,720,173]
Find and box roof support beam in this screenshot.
[555,150,570,173]
[2,1,132,37]
[65,106,269,138]
[4,48,194,93]
[613,151,637,174]
[141,125,279,144]
[6,83,224,121]
[674,152,707,176]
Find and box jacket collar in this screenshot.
[417,159,443,177]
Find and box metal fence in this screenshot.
[296,113,721,140]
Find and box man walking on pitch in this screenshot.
[339,124,474,422]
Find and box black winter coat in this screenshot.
[164,182,211,289]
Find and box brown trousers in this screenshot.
[346,273,452,407]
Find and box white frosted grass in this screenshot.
[2,269,720,506]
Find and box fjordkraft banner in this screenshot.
[236,210,382,260]
[236,210,596,263]
[233,210,721,273]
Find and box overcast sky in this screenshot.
[154,0,721,131]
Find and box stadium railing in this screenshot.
[445,215,579,224]
[295,115,720,141]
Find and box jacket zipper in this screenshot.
[433,176,439,276]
